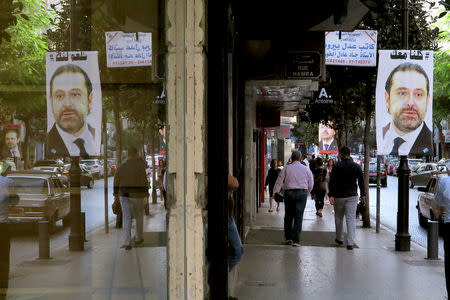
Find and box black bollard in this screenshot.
[426,220,439,260]
[38,221,50,259]
[81,212,87,242]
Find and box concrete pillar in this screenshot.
[243,84,257,237]
[166,0,206,299]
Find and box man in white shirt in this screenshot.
[380,62,432,156]
[46,64,96,158]
[436,161,450,299]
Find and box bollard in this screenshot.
[38,221,50,259]
[81,212,87,242]
[427,220,439,260]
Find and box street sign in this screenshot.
[285,51,321,78]
[314,87,333,104]
[277,126,290,139]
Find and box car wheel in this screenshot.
[418,211,428,228]
[87,179,94,189]
[409,179,414,188]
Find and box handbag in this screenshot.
[356,198,366,215]
[112,198,121,215]
[274,191,284,203]
[318,168,328,191]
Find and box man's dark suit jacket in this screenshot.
[46,123,95,158]
[319,139,338,151]
[382,122,432,156]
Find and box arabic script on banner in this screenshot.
[105,31,152,68]
[325,30,377,67]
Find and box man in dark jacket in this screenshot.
[113,147,149,250]
[329,146,365,250]
[0,162,18,299]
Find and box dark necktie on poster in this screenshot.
[325,144,329,150]
[390,137,405,156]
[74,138,89,158]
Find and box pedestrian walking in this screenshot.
[273,151,313,247]
[227,174,243,270]
[265,159,280,212]
[301,154,309,168]
[311,157,327,217]
[328,146,365,250]
[436,160,450,299]
[325,158,335,201]
[0,162,18,300]
[113,147,149,250]
[277,160,284,171]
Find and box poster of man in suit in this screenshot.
[376,50,433,156]
[46,52,102,158]
[318,122,338,154]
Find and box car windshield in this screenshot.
[368,163,385,172]
[414,164,429,172]
[34,160,60,167]
[35,167,55,172]
[10,177,49,194]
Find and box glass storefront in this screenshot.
[0,1,168,298]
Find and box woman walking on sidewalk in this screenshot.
[311,157,327,217]
[265,159,280,212]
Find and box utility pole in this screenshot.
[395,0,411,251]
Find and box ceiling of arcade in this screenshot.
[237,0,371,116]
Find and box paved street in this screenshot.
[368,174,444,256]
[9,172,444,271]
[10,175,158,267]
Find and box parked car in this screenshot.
[33,159,65,168]
[408,159,423,172]
[64,163,95,189]
[367,162,387,187]
[410,163,448,188]
[416,174,448,228]
[80,159,104,178]
[32,166,69,187]
[7,170,70,232]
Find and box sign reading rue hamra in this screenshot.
[285,51,321,78]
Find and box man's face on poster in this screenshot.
[5,131,19,149]
[385,71,429,135]
[319,123,335,141]
[51,71,92,135]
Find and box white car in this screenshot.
[80,159,104,178]
[32,166,69,186]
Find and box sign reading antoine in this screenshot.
[376,50,433,156]
[46,52,102,158]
